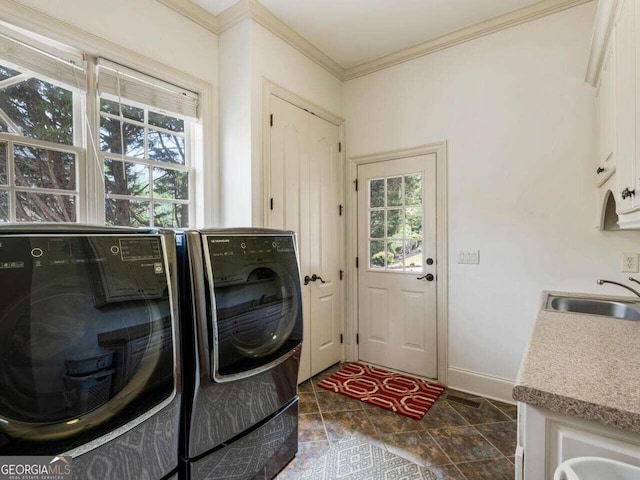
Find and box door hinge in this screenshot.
[270,198,274,210]
[340,334,343,344]
[339,204,343,216]
[339,142,342,152]
[355,257,359,268]
[270,114,273,127]
[354,178,358,191]
[356,333,359,345]
[339,269,344,280]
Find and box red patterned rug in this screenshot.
[317,362,445,420]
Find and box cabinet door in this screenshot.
[615,0,636,212]
[521,403,640,480]
[596,41,615,187]
[548,420,640,478]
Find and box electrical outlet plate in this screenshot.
[621,252,639,273]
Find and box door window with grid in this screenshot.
[368,174,424,272]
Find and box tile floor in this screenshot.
[278,363,518,480]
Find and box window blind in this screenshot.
[0,30,86,92]
[97,58,198,120]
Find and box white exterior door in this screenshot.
[357,154,438,379]
[269,94,343,382]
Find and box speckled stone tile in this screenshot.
[276,441,330,480]
[381,430,451,466]
[455,457,515,480]
[312,363,343,388]
[420,400,469,429]
[488,399,518,420]
[449,399,512,425]
[298,413,326,442]
[474,421,517,457]
[315,390,364,413]
[421,463,466,480]
[298,392,319,414]
[366,407,426,434]
[322,410,378,442]
[441,389,483,401]
[513,298,640,432]
[298,379,313,393]
[429,426,502,463]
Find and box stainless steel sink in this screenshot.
[547,296,640,320]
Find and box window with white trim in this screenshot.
[0,31,86,223]
[97,60,196,228]
[0,28,199,227]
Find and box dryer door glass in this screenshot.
[0,234,175,455]
[206,234,302,378]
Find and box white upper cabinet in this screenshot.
[588,0,640,228]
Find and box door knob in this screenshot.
[304,274,327,285]
[426,258,434,265]
[417,273,435,281]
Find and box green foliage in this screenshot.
[0,70,76,221]
[371,250,394,267]
[0,76,73,145]
[100,100,187,227]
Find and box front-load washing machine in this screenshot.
[0,224,181,480]
[177,228,302,480]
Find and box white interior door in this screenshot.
[357,154,437,379]
[308,113,343,375]
[269,95,311,381]
[269,94,343,383]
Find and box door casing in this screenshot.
[346,143,449,384]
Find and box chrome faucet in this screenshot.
[629,276,640,287]
[596,279,640,298]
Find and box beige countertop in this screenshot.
[513,291,640,432]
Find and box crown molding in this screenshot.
[215,0,251,31]
[585,0,618,86]
[217,0,344,79]
[156,0,219,34]
[343,0,594,80]
[160,0,591,82]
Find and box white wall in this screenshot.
[344,2,640,400]
[218,19,343,226]
[11,0,218,83]
[219,19,252,227]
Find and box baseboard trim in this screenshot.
[447,367,516,404]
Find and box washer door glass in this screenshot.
[207,235,302,378]
[0,235,174,455]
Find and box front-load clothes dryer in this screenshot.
[0,224,181,480]
[177,228,302,480]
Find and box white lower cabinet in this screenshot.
[517,403,640,480]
